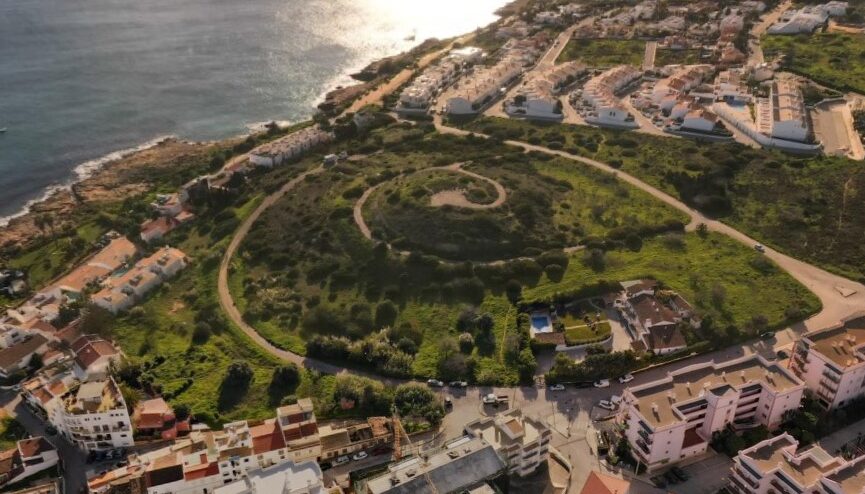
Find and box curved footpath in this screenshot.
[216,117,865,383]
[434,116,865,330]
[216,165,406,381]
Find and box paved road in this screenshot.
[642,41,657,71]
[0,391,88,493]
[747,0,792,66]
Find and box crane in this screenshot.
[391,407,439,494]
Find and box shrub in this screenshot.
[375,301,399,328]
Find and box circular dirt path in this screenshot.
[353,162,507,243]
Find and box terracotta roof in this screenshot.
[74,339,118,371]
[648,325,687,350]
[141,217,177,238]
[17,437,54,458]
[88,237,137,271]
[71,334,100,353]
[631,296,678,328]
[184,461,219,481]
[250,420,286,455]
[579,471,631,494]
[0,448,18,476]
[22,319,57,334]
[368,417,390,437]
[0,335,47,371]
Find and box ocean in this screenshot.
[0,0,507,221]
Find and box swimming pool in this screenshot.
[531,314,552,333]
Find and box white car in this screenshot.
[618,374,634,384]
[482,393,498,404]
[333,456,350,466]
[352,451,368,461]
[754,244,765,253]
[594,379,610,388]
[427,379,444,387]
[549,384,565,392]
[598,400,616,411]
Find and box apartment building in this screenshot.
[789,319,865,410]
[768,80,811,143]
[319,417,392,461]
[249,126,333,168]
[729,433,853,494]
[92,246,188,314]
[464,409,551,477]
[768,2,847,34]
[505,61,585,120]
[56,377,134,452]
[0,437,58,488]
[581,65,641,128]
[620,355,805,472]
[365,436,507,494]
[446,58,523,115]
[89,400,326,494]
[213,459,327,494]
[398,60,461,112]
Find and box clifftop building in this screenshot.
[464,409,551,477]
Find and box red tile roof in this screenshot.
[579,471,631,494]
[250,420,286,454]
[17,437,54,458]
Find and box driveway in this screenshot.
[668,453,734,494]
[812,100,865,160]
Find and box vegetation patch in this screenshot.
[654,48,703,67]
[556,38,646,66]
[762,33,865,93]
[463,116,865,281]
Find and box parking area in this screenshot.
[812,101,865,160]
[666,452,733,494]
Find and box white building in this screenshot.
[714,69,752,103]
[756,80,810,143]
[681,109,722,133]
[768,3,847,34]
[71,335,120,380]
[0,334,49,379]
[651,65,714,105]
[249,127,333,167]
[789,319,865,410]
[92,247,188,314]
[0,438,59,489]
[398,60,461,112]
[88,399,325,494]
[464,409,551,477]
[55,377,134,452]
[620,355,805,472]
[446,58,523,115]
[506,62,585,120]
[729,433,849,494]
[213,460,326,494]
[0,324,30,349]
[581,65,642,128]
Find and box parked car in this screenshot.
[482,393,498,404]
[777,350,790,360]
[448,381,468,388]
[333,456,350,466]
[650,475,668,488]
[320,462,333,471]
[663,470,680,484]
[594,379,610,388]
[549,384,565,392]
[671,466,689,481]
[618,374,634,384]
[371,446,392,456]
[760,332,774,340]
[444,396,453,409]
[427,379,444,387]
[352,451,368,461]
[598,400,616,411]
[754,243,765,253]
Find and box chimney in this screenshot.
[651,402,659,415]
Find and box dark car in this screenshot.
[650,475,668,488]
[663,470,680,484]
[444,396,453,409]
[760,332,774,340]
[777,350,790,360]
[671,466,689,481]
[371,446,393,456]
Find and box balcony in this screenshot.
[822,372,841,384]
[636,439,650,455]
[731,471,757,491]
[637,429,653,445]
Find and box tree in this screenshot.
[174,403,191,422]
[219,361,254,411]
[271,364,300,390]
[505,279,522,305]
[458,333,475,353]
[696,223,708,237]
[394,383,445,425]
[582,249,606,272]
[80,304,115,339]
[375,301,398,328]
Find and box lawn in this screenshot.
[556,38,646,66]
[654,48,703,67]
[524,232,820,334]
[564,321,611,346]
[762,33,865,93]
[463,116,865,282]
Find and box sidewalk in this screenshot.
[819,417,865,454]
